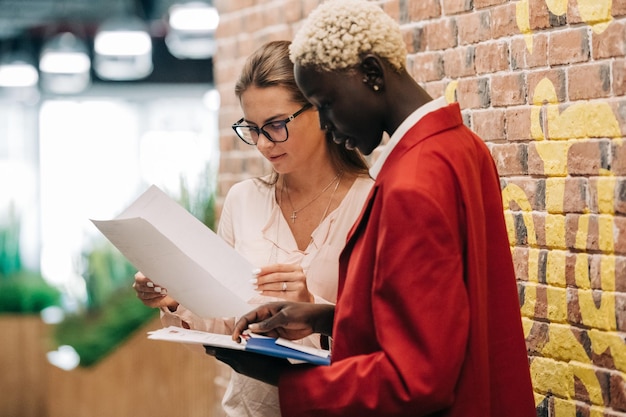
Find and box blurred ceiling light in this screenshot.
[94,17,153,81]
[39,32,91,94]
[165,2,219,59]
[0,55,39,88]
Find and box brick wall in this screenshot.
[212,0,626,415]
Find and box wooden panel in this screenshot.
[46,318,219,417]
[0,315,48,417]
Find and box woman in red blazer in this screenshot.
[210,1,536,416]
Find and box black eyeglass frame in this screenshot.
[231,103,313,145]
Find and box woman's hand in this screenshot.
[253,264,313,302]
[232,302,335,342]
[132,271,179,311]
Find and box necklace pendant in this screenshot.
[290,211,297,223]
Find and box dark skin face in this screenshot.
[294,60,386,155]
[294,55,434,156]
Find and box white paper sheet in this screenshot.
[91,185,257,318]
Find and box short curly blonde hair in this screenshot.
[289,0,407,72]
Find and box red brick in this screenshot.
[284,0,303,24]
[549,28,590,66]
[382,0,400,21]
[408,0,441,20]
[457,10,492,45]
[617,291,626,332]
[511,246,530,281]
[491,73,526,107]
[422,80,448,100]
[610,97,626,136]
[528,0,551,30]
[475,41,510,74]
[423,19,457,51]
[593,20,626,59]
[511,34,548,69]
[562,178,588,213]
[527,142,546,175]
[614,136,626,177]
[503,177,546,210]
[403,27,421,54]
[456,77,490,109]
[615,0,626,16]
[474,0,507,8]
[443,46,476,78]
[614,59,626,96]
[491,143,529,175]
[568,139,610,175]
[442,0,472,15]
[471,109,505,141]
[568,62,612,100]
[409,52,444,83]
[490,3,520,39]
[609,371,626,410]
[615,216,626,255]
[505,106,534,141]
[617,179,626,215]
[527,69,567,104]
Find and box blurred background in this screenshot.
[0,1,221,415]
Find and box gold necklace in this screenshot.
[284,172,342,223]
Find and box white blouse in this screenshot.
[161,174,373,417]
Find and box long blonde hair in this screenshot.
[235,40,370,185]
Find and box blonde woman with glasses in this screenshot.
[133,40,372,416]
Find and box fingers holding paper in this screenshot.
[133,271,179,311]
[232,302,335,342]
[253,263,313,303]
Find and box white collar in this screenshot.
[369,96,448,179]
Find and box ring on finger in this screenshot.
[281,282,287,292]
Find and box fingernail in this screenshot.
[161,289,167,295]
[248,323,259,331]
[146,282,154,288]
[154,287,162,293]
[249,278,258,285]
[252,268,261,275]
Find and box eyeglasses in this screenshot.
[232,103,313,145]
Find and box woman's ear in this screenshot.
[359,55,385,92]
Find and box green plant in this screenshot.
[0,205,22,277]
[0,270,61,314]
[54,285,158,367]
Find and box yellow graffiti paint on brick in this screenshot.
[502,183,538,246]
[532,78,620,141]
[546,178,566,214]
[546,250,567,286]
[588,329,626,372]
[577,0,614,33]
[577,289,616,330]
[516,0,614,52]
[520,282,538,319]
[543,323,589,363]
[596,177,617,214]
[545,214,567,248]
[574,253,592,290]
[598,215,616,253]
[530,357,571,397]
[533,141,570,176]
[547,286,568,322]
[570,362,605,405]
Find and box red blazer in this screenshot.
[279,103,536,416]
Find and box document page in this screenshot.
[91,185,257,318]
[148,326,331,365]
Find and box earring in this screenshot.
[373,85,380,91]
